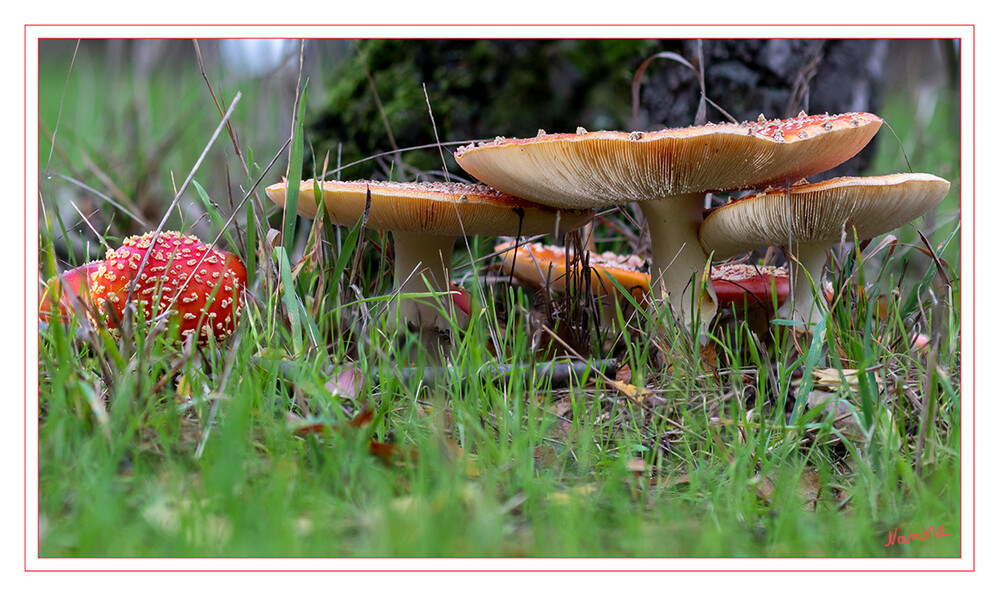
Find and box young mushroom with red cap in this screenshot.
[456,113,882,335]
[265,179,594,352]
[495,240,789,311]
[698,173,951,328]
[87,230,248,344]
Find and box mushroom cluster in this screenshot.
[455,112,950,332]
[264,113,949,355]
[455,112,884,331]
[40,231,247,344]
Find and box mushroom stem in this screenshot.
[780,242,829,327]
[638,194,718,331]
[391,230,458,335]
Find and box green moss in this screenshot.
[309,39,660,178]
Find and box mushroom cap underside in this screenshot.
[698,173,951,258]
[265,179,594,237]
[455,112,883,210]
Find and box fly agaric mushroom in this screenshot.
[456,112,882,333]
[495,240,789,309]
[265,179,594,344]
[88,230,247,344]
[39,261,102,323]
[711,263,790,310]
[698,173,951,327]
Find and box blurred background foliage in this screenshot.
[37,37,960,271]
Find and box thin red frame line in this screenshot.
[25,25,975,573]
[22,23,978,26]
[23,24,28,576]
[970,24,975,574]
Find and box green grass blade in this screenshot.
[274,246,303,354]
[282,79,309,257]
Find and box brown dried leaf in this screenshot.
[367,440,417,464]
[754,473,778,502]
[545,397,574,438]
[614,362,633,384]
[265,228,282,248]
[700,341,719,370]
[797,468,822,512]
[809,367,881,391]
[289,407,374,437]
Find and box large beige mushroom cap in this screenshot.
[454,112,883,210]
[699,173,951,257]
[265,179,594,236]
[699,172,951,325]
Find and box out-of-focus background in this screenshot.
[37,38,960,270]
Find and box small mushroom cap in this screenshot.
[455,112,883,210]
[711,263,790,308]
[495,241,789,307]
[89,231,247,344]
[265,179,594,237]
[699,173,952,258]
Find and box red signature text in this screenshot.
[884,525,951,547]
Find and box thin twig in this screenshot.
[125,94,242,314]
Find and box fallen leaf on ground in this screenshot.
[700,341,719,370]
[609,380,650,402]
[325,365,364,400]
[809,367,882,391]
[754,467,823,512]
[806,389,867,444]
[534,444,558,469]
[797,468,822,512]
[288,408,415,464]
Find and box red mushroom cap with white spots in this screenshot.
[89,231,247,344]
